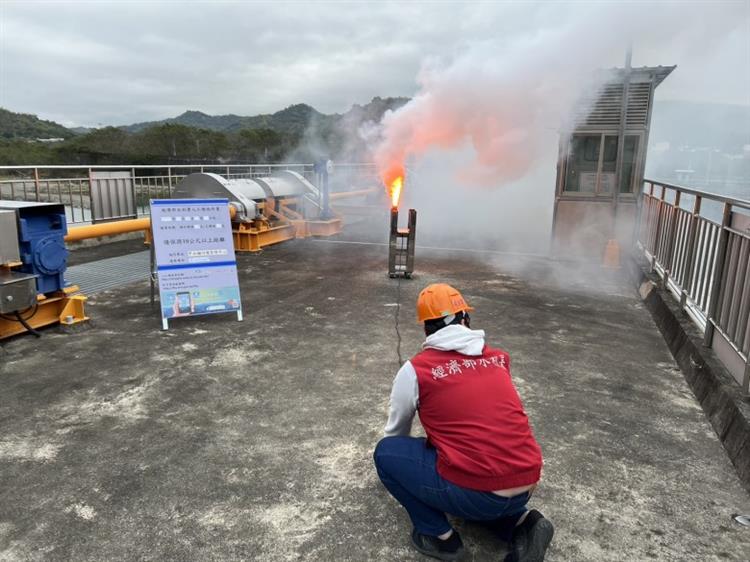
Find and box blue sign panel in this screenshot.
[150,199,242,329]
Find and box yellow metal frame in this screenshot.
[232,220,298,252]
[231,198,343,252]
[0,285,88,340]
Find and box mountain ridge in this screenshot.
[0,97,411,141]
[0,108,76,140]
[121,98,409,135]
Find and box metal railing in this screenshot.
[637,179,750,393]
[0,163,379,224]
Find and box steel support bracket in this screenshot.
[0,286,88,340]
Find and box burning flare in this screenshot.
[389,176,403,209]
[382,162,405,209]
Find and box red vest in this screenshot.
[410,345,542,491]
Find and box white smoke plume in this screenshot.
[375,1,748,185]
[365,1,746,252]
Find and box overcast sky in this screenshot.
[1,0,748,128]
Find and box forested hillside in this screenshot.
[0,97,408,165]
[0,108,75,140]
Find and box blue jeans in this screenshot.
[374,436,529,539]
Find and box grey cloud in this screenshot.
[0,0,747,127]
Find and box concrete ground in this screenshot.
[1,213,749,561]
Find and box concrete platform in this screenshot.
[1,216,749,561]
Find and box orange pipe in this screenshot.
[65,217,152,242]
[329,188,379,200]
[65,206,237,242]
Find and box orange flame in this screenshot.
[389,176,403,208]
[382,162,405,209]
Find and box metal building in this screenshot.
[551,57,675,260]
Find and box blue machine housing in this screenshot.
[0,201,68,294]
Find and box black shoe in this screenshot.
[504,510,554,562]
[410,528,466,561]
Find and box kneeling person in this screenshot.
[374,283,553,562]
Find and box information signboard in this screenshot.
[150,199,242,329]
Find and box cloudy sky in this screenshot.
[1,0,748,128]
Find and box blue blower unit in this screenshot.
[0,201,68,294]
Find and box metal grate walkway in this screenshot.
[65,251,150,295]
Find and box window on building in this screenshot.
[620,136,639,193]
[564,133,641,195]
[599,135,618,193]
[565,135,600,193]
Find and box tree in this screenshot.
[235,128,284,162]
[0,140,59,165]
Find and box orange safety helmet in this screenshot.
[416,283,474,323]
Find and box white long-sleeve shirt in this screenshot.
[384,324,486,436]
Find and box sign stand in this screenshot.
[149,236,156,308]
[150,198,243,330]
